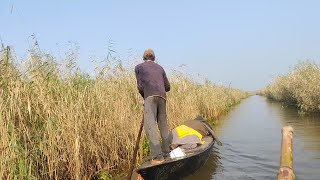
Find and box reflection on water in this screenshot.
[185,96,320,180]
[184,147,221,180]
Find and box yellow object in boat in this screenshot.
[175,125,204,144]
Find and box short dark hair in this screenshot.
[143,49,155,61]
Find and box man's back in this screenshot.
[135,61,170,99]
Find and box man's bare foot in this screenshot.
[151,159,164,165]
[151,155,164,165]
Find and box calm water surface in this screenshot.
[185,95,320,180]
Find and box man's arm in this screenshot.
[163,70,170,92]
[135,66,144,97]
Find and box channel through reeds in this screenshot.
[0,45,248,179]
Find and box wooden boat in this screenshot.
[136,136,215,180]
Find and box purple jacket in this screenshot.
[135,61,170,99]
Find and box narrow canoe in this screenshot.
[136,136,215,180]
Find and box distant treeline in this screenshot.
[261,61,320,113]
[0,46,248,179]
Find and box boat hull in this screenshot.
[136,137,214,180]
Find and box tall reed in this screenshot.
[0,46,248,179]
[261,61,320,113]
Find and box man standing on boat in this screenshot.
[135,49,171,164]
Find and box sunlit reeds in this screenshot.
[261,61,320,113]
[0,46,248,179]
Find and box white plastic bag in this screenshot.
[169,147,186,159]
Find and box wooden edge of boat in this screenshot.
[136,136,215,174]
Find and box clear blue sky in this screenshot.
[1,1,320,91]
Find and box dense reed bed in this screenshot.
[261,61,320,113]
[0,46,248,179]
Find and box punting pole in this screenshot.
[277,126,295,180]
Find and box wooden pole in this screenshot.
[277,126,295,180]
[127,116,144,180]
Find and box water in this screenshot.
[185,96,320,180]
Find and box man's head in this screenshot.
[143,49,155,61]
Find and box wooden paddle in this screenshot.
[127,116,144,180]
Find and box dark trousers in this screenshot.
[144,96,170,159]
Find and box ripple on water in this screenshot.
[184,96,320,180]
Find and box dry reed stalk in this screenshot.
[261,61,320,113]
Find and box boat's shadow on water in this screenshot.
[183,147,222,180]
